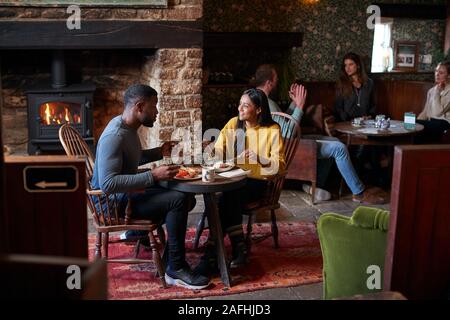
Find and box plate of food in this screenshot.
[174,166,202,180]
[213,162,235,172]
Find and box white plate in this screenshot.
[213,162,235,172]
[174,174,202,181]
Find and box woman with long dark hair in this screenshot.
[334,52,376,122]
[416,61,450,143]
[195,88,285,276]
[334,53,386,185]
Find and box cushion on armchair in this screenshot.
[317,206,389,299]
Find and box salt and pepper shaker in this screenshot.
[380,118,390,130]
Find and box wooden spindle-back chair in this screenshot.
[59,124,167,287]
[243,112,301,250]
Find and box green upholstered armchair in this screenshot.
[317,206,389,299]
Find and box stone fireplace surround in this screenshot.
[0,0,203,155]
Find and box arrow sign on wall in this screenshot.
[35,181,69,189]
[23,166,79,193]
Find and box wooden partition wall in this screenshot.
[374,80,433,120]
[302,80,433,121]
[3,156,87,258]
[385,145,450,299]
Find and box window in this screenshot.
[371,18,393,73]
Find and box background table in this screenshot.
[159,175,247,287]
[334,120,424,146]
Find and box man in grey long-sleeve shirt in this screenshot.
[91,84,209,290]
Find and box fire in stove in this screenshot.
[26,50,95,154]
[40,102,82,125]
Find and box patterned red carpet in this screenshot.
[88,222,323,300]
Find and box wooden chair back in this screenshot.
[59,124,135,227]
[281,110,319,204]
[86,190,121,228]
[270,112,301,168]
[240,112,301,249]
[59,124,95,182]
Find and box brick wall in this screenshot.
[0,0,203,154]
[139,48,202,158]
[0,0,202,21]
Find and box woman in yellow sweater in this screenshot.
[195,88,285,277]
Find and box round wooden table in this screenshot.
[334,120,424,146]
[159,175,247,287]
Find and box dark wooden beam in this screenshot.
[204,32,302,49]
[374,3,447,19]
[0,20,202,50]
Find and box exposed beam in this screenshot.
[0,20,202,50]
[204,32,302,49]
[374,3,447,19]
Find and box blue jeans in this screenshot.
[303,135,365,195]
[121,187,193,270]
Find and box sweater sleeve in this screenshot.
[214,117,238,162]
[261,127,286,177]
[418,88,433,120]
[97,134,154,193]
[286,101,304,124]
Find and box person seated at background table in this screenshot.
[195,88,285,277]
[333,52,376,122]
[255,64,386,204]
[333,52,385,185]
[91,84,210,290]
[416,60,450,143]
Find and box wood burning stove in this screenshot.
[25,51,95,154]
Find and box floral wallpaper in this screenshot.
[204,0,447,81]
[202,0,447,129]
[391,18,446,72]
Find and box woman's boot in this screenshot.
[228,226,249,268]
[193,239,219,277]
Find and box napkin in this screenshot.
[218,168,251,178]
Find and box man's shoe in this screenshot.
[352,187,388,205]
[165,266,210,290]
[302,184,332,201]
